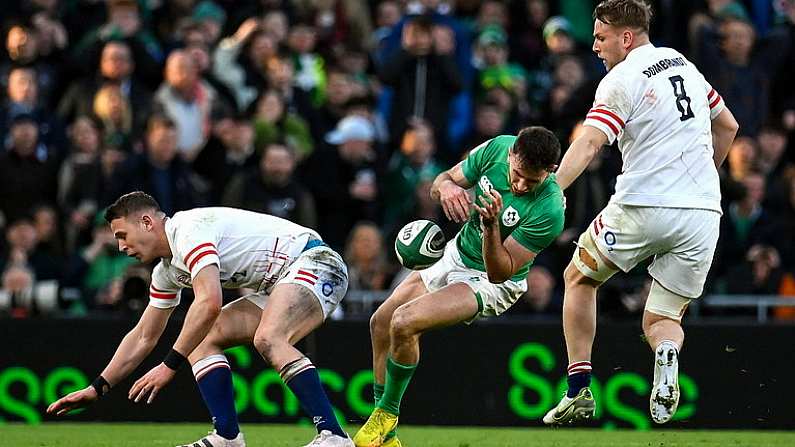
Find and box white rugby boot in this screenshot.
[650,341,680,424]
[302,430,354,447]
[176,429,245,447]
[542,387,595,425]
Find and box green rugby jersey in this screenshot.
[458,135,565,281]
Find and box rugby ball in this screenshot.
[394,220,446,270]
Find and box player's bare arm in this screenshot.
[711,107,739,168]
[431,160,473,223]
[473,188,536,283]
[129,265,222,404]
[555,126,608,191]
[46,305,173,415]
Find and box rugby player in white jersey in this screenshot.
[47,192,353,447]
[542,0,739,425]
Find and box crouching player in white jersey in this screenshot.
[47,192,353,447]
[542,0,739,426]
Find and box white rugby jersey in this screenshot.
[583,44,725,212]
[148,207,321,308]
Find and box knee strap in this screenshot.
[571,231,618,283]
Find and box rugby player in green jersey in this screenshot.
[353,127,565,447]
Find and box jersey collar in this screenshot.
[626,43,656,64]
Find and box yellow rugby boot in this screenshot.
[352,408,399,447]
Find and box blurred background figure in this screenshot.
[222,142,316,229]
[344,221,393,292]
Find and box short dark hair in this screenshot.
[105,191,162,223]
[593,0,653,34]
[406,14,434,33]
[511,126,560,170]
[146,113,176,134]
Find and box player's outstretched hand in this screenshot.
[129,363,176,404]
[439,181,472,223]
[472,188,503,227]
[46,386,98,415]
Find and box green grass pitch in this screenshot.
[3,423,795,447]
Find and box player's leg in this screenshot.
[643,207,720,424]
[545,206,638,425]
[179,297,263,447]
[253,282,349,440]
[370,272,428,393]
[355,283,479,447]
[367,272,426,447]
[642,281,689,424]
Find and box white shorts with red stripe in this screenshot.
[578,201,720,298]
[237,245,348,319]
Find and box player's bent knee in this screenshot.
[370,308,390,338]
[253,328,286,363]
[644,280,691,323]
[570,231,618,284]
[390,305,418,340]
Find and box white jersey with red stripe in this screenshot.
[148,207,321,308]
[583,43,725,212]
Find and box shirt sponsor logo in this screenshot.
[479,176,494,192]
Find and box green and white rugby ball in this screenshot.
[394,220,446,270]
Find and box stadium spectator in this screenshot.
[32,204,63,260]
[106,114,205,215]
[61,212,137,312]
[344,221,393,291]
[726,136,758,182]
[474,25,528,101]
[693,12,788,137]
[57,41,151,138]
[58,116,116,252]
[513,265,561,315]
[378,14,463,155]
[263,54,318,139]
[723,244,785,295]
[0,66,65,152]
[2,23,60,107]
[508,0,551,72]
[191,0,226,47]
[303,114,380,250]
[713,172,776,280]
[460,100,507,157]
[383,121,443,234]
[528,16,600,111]
[154,50,222,161]
[758,124,789,176]
[0,113,59,224]
[0,216,61,284]
[252,89,314,161]
[92,83,135,152]
[192,114,258,204]
[211,18,272,111]
[287,22,326,107]
[297,0,373,53]
[182,31,237,117]
[310,67,355,143]
[222,142,317,228]
[371,1,403,64]
[70,0,163,87]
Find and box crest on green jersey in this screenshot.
[502,205,520,227]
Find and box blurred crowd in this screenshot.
[1,0,794,320]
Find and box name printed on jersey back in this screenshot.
[642,57,687,78]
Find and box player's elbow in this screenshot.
[197,293,223,318]
[487,269,510,284]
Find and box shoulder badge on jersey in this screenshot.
[502,205,520,227]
